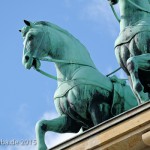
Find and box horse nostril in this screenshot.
[25,55,29,62]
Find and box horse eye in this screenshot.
[28,35,34,40]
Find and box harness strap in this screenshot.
[106,67,121,77]
[35,57,96,81]
[40,57,96,68]
[33,19,122,80]
[35,58,122,80]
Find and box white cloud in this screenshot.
[40,111,76,149]
[117,69,127,79]
[2,104,37,150]
[41,111,58,120]
[82,0,119,36]
[4,145,36,150]
[15,104,35,137]
[82,0,119,22]
[45,132,76,149]
[83,0,110,21]
[3,111,76,150]
[64,0,72,8]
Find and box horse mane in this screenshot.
[22,21,80,46]
[34,21,74,39]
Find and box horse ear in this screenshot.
[24,20,31,26]
[24,20,35,27]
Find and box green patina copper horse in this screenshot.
[109,0,150,104]
[20,20,138,150]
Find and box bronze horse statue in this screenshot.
[20,20,137,150]
[109,0,150,104]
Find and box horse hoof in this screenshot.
[37,145,47,150]
[140,93,150,103]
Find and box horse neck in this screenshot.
[119,0,150,31]
[47,28,96,85]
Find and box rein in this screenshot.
[32,24,122,80]
[110,4,120,22]
[35,68,59,81]
[35,57,122,81]
[36,1,150,81]
[109,0,150,23]
[35,57,97,81]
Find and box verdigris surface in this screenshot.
[20,20,138,150]
[109,0,150,104]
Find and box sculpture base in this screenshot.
[50,101,150,150]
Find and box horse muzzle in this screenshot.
[23,55,41,70]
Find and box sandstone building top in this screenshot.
[50,101,150,150]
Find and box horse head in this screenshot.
[20,20,96,81]
[20,20,50,70]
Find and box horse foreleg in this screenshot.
[35,115,81,150]
[127,54,150,104]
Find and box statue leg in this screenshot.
[35,115,81,150]
[126,54,150,104]
[89,102,111,125]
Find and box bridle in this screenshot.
[26,25,122,81]
[26,29,96,81]
[35,57,123,81]
[110,0,150,23]
[35,57,97,81]
[37,1,150,82]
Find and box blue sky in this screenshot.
[0,0,126,149]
